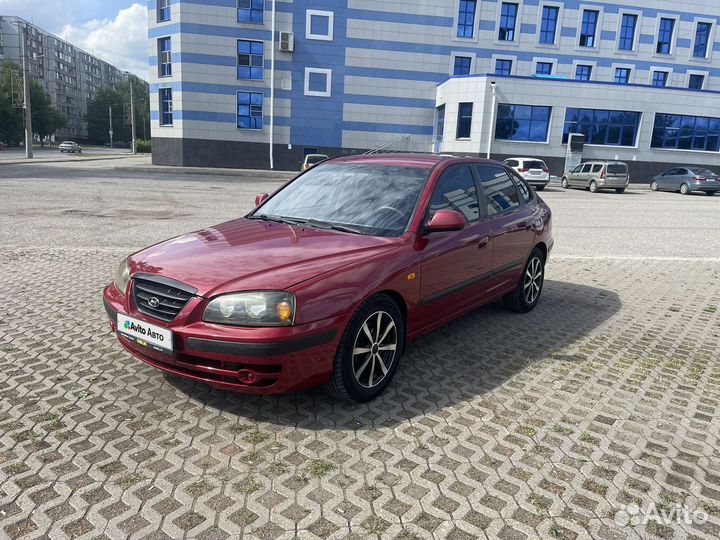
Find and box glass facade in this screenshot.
[495,104,551,142]
[453,56,472,76]
[656,18,675,54]
[563,108,641,146]
[237,40,264,80]
[618,14,637,50]
[579,10,599,47]
[237,92,263,129]
[652,114,720,152]
[457,0,477,38]
[238,0,264,23]
[499,3,518,41]
[694,22,712,58]
[456,103,473,138]
[539,6,559,44]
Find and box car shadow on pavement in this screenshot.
[164,279,621,428]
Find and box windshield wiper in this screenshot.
[249,214,364,234]
[248,213,300,225]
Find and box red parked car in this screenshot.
[103,154,553,402]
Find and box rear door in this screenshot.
[658,169,677,190]
[418,164,494,324]
[606,163,628,184]
[674,168,689,190]
[475,165,536,296]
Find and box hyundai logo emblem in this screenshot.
[148,297,161,308]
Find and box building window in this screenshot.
[652,113,720,152]
[237,92,263,129]
[453,56,472,75]
[689,74,705,90]
[575,65,592,81]
[435,105,445,145]
[158,0,171,22]
[535,62,553,76]
[306,10,334,41]
[237,40,263,80]
[563,108,641,146]
[495,104,551,142]
[499,3,518,41]
[656,18,674,54]
[618,14,637,51]
[304,68,332,97]
[457,0,477,38]
[652,71,668,87]
[579,10,599,47]
[614,68,631,84]
[238,0,264,24]
[456,103,473,139]
[158,37,171,77]
[694,22,712,58]
[539,6,559,44]
[495,59,513,76]
[159,88,173,126]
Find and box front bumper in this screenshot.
[103,284,344,394]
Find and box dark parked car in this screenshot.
[650,167,720,195]
[103,155,553,402]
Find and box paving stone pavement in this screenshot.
[1,246,719,540]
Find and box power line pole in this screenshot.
[108,105,114,148]
[20,25,33,159]
[129,78,136,154]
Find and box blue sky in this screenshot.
[0,0,148,76]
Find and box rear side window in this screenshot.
[581,164,592,173]
[524,160,546,170]
[607,164,627,174]
[428,165,479,222]
[511,174,531,203]
[476,166,520,216]
[592,164,603,173]
[505,159,519,167]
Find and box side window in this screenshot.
[678,169,688,176]
[581,164,593,173]
[663,168,677,176]
[592,164,603,173]
[509,171,531,203]
[428,165,479,223]
[507,159,518,167]
[476,166,521,216]
[572,165,582,173]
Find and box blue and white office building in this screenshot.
[149,0,720,175]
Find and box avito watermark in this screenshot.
[614,503,708,526]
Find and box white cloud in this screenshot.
[59,3,148,79]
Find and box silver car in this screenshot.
[650,167,720,196]
[59,141,82,153]
[561,161,629,193]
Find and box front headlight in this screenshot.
[203,291,295,327]
[114,257,131,295]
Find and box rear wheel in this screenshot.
[680,183,690,195]
[503,248,545,313]
[325,294,405,403]
[615,188,625,194]
[535,185,546,192]
[650,180,659,191]
[589,180,598,193]
[561,177,569,189]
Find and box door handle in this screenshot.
[477,236,490,248]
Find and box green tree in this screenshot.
[30,81,67,146]
[0,61,24,145]
[86,75,150,145]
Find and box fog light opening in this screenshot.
[237,369,258,384]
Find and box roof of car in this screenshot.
[329,153,501,169]
[504,157,547,162]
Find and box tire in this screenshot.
[324,294,405,403]
[561,177,569,189]
[650,180,659,191]
[615,188,625,194]
[680,183,690,195]
[706,191,716,196]
[503,248,546,313]
[535,185,545,192]
[589,180,598,193]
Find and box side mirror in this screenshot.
[426,210,465,233]
[255,193,269,206]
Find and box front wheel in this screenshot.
[325,295,405,403]
[589,180,598,193]
[650,180,659,191]
[680,183,690,195]
[561,177,569,189]
[503,248,545,313]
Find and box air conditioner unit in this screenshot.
[279,32,294,52]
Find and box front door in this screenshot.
[417,164,493,326]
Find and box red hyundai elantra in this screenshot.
[103,155,552,402]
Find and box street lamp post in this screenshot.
[109,105,114,148]
[20,26,33,159]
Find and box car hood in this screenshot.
[128,218,402,297]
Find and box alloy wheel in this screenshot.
[681,183,690,195]
[523,257,543,305]
[351,311,398,389]
[651,180,658,191]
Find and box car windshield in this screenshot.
[252,163,430,237]
[525,161,546,169]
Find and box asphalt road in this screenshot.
[0,160,719,260]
